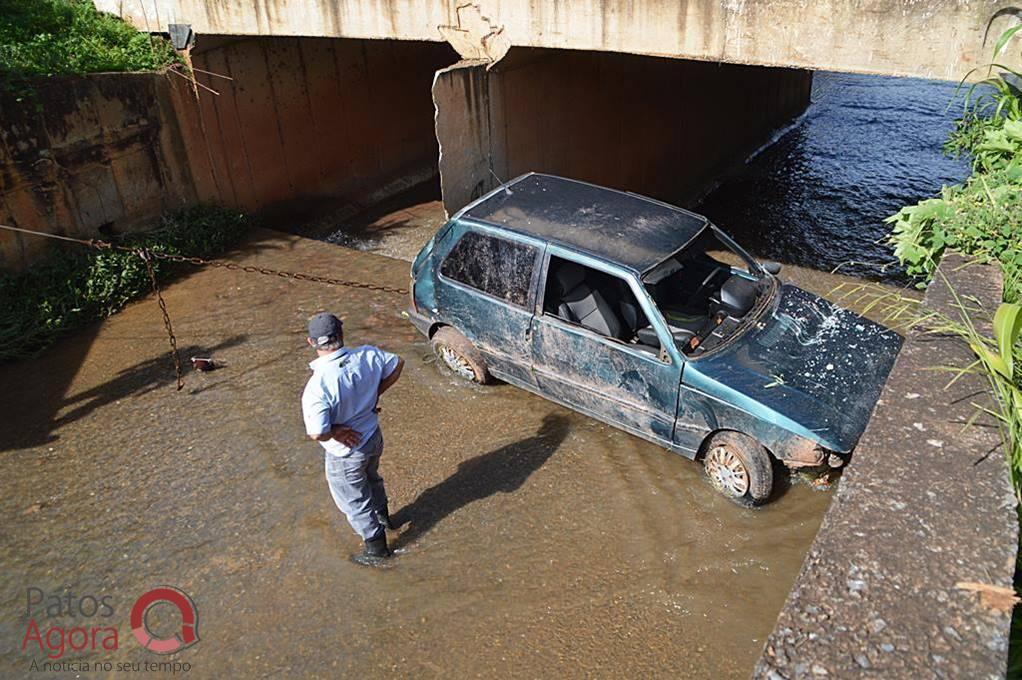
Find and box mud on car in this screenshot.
[407,173,902,504]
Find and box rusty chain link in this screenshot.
[137,249,185,391]
[0,223,410,391]
[147,250,409,295]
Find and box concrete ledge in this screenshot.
[96,0,1022,81]
[754,253,1018,679]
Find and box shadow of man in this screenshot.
[392,413,570,549]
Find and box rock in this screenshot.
[866,618,887,635]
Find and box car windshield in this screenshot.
[641,225,774,357]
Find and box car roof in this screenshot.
[460,173,708,273]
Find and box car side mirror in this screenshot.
[762,261,782,275]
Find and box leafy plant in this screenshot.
[888,18,1022,303]
[0,205,249,362]
[0,0,178,94]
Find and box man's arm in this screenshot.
[378,357,404,397]
[308,425,361,447]
[303,387,360,447]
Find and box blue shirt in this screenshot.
[302,345,400,456]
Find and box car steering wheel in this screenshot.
[688,268,726,308]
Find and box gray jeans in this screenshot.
[324,427,388,541]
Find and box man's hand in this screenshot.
[330,424,361,448]
[308,425,361,447]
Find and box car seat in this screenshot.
[553,263,623,339]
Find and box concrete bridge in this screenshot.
[5,2,1020,266]
[98,0,1021,81]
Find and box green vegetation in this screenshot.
[0,206,249,362]
[0,0,178,79]
[885,16,1022,676]
[887,20,1022,480]
[886,25,1022,303]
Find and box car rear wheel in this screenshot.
[702,431,773,505]
[431,327,490,384]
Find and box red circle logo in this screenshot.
[130,587,199,654]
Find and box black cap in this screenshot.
[307,312,343,347]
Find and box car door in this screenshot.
[530,250,682,444]
[433,223,544,387]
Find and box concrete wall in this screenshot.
[434,50,812,214]
[95,0,1022,82]
[176,37,455,215]
[754,254,1017,679]
[0,37,455,270]
[0,73,196,270]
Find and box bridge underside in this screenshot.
[434,50,811,214]
[97,0,1022,82]
[173,37,809,220]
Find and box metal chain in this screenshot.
[137,249,184,391]
[0,223,409,295]
[0,223,409,392]
[145,250,409,295]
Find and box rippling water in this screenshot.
[696,72,972,282]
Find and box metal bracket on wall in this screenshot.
[168,24,195,52]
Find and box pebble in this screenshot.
[867,618,887,635]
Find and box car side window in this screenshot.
[542,256,660,352]
[440,231,537,307]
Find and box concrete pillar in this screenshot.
[434,49,813,215]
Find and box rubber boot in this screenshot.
[376,505,395,531]
[351,533,392,567]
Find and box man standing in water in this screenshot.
[302,312,404,566]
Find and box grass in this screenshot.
[886,21,1022,303]
[0,206,249,362]
[885,14,1022,676]
[0,0,178,84]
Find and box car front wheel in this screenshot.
[431,326,490,384]
[702,431,773,505]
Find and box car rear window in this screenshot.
[440,231,537,307]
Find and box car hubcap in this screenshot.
[438,345,477,381]
[705,445,750,497]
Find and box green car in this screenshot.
[407,174,902,504]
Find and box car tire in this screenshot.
[431,326,491,384]
[702,431,773,505]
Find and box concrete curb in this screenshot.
[754,253,1018,679]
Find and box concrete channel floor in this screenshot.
[0,217,909,677]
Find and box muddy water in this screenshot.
[0,228,861,678]
[0,73,958,678]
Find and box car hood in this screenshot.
[683,284,903,452]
